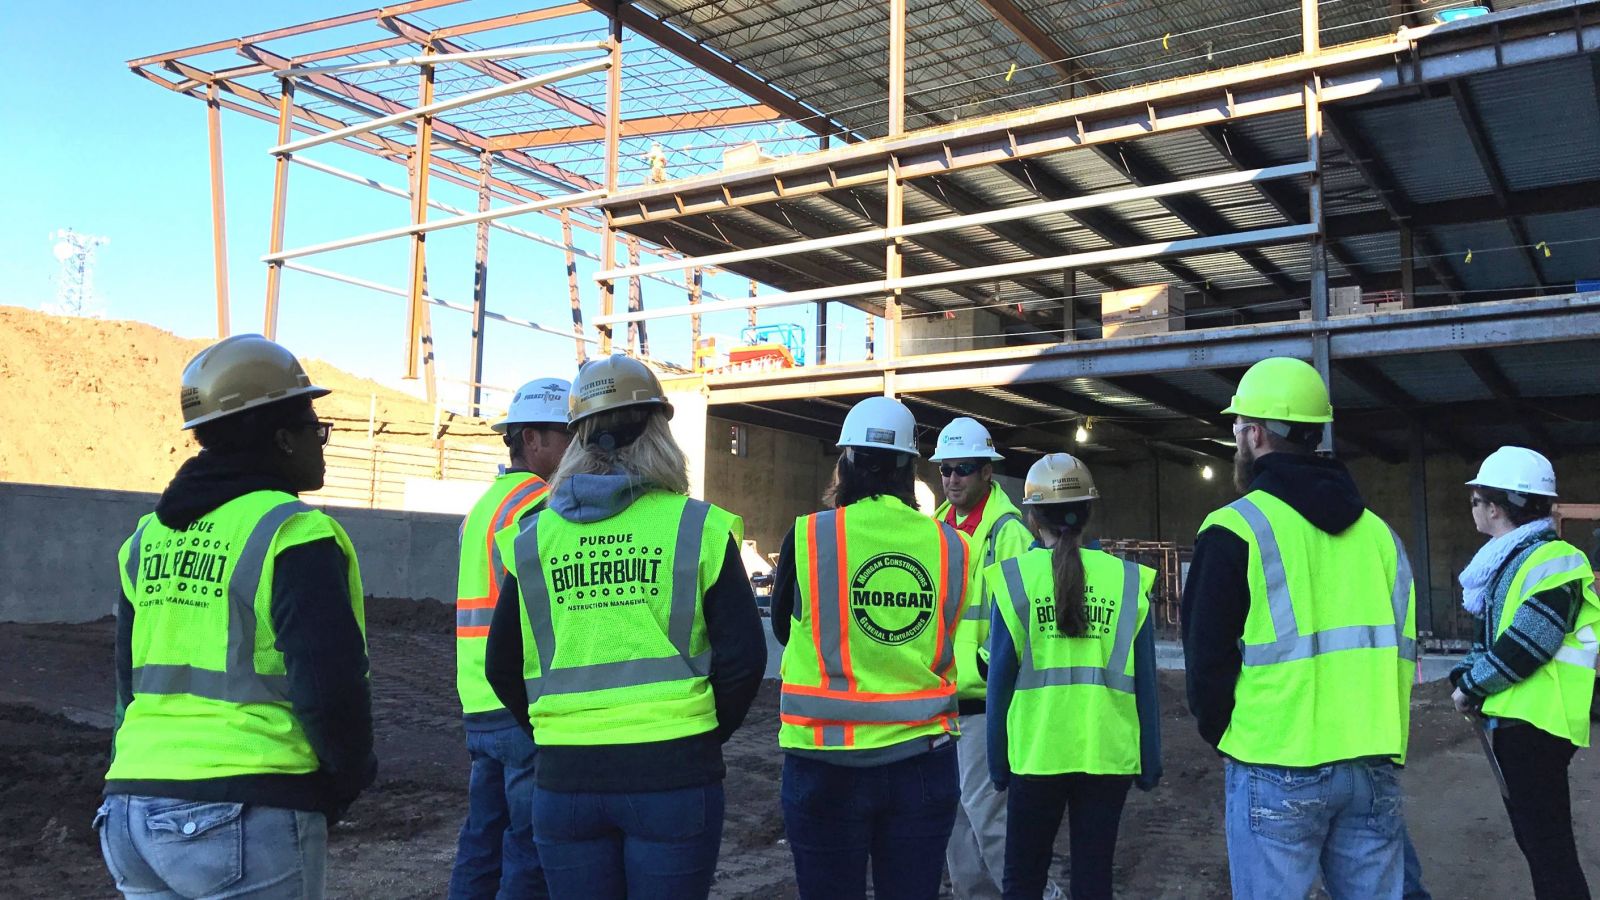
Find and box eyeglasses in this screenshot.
[297,420,333,446]
[940,462,982,478]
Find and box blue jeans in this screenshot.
[450,724,547,900]
[1224,759,1405,900]
[531,783,724,900]
[781,741,961,900]
[95,794,327,899]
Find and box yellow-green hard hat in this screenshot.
[1222,357,1333,423]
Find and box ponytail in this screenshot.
[1031,500,1093,638]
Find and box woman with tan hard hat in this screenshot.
[1451,446,1599,899]
[769,395,976,899]
[483,354,766,900]
[985,453,1161,900]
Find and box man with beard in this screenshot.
[1182,357,1419,900]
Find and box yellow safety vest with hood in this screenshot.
[457,471,550,720]
[108,490,367,784]
[1198,487,1415,767]
[499,488,742,747]
[936,482,1032,702]
[1482,540,1600,746]
[780,495,972,753]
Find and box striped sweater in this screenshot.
[1454,533,1584,699]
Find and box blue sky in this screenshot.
[1,2,867,412]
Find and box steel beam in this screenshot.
[263,79,294,340]
[404,57,435,381]
[561,209,587,364]
[1460,348,1559,454]
[1450,80,1549,292]
[1335,359,1477,456]
[469,151,491,417]
[486,104,781,150]
[974,0,1089,88]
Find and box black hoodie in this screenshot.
[105,452,377,821]
[1180,452,1367,749]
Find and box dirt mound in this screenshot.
[0,306,499,494]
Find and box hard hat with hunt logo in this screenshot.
[1222,356,1333,423]
[930,417,1005,462]
[179,334,329,430]
[837,396,919,457]
[1467,446,1558,498]
[568,354,673,426]
[1023,453,1100,504]
[493,377,571,433]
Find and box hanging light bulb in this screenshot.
[1074,422,1090,443]
[1201,465,1215,481]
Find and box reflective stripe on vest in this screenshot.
[123,501,308,704]
[1229,497,1416,666]
[1509,551,1597,671]
[520,500,713,701]
[458,477,549,639]
[1556,624,1600,670]
[963,511,1024,622]
[1000,555,1138,693]
[779,508,965,732]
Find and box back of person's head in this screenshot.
[1029,501,1094,637]
[550,406,687,495]
[193,396,313,457]
[823,447,916,509]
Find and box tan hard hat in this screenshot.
[568,354,673,426]
[1023,453,1100,504]
[179,334,329,430]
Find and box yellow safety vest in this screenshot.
[1482,540,1600,746]
[501,490,741,746]
[990,547,1152,775]
[108,491,366,781]
[1200,490,1415,767]
[457,472,550,715]
[779,496,971,752]
[937,483,1032,701]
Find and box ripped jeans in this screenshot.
[1224,759,1405,900]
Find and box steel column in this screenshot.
[816,301,829,365]
[1410,422,1434,638]
[884,0,906,381]
[404,56,435,380]
[561,209,586,364]
[690,267,703,352]
[1400,226,1416,301]
[627,237,648,355]
[263,78,294,339]
[204,84,231,338]
[1304,2,1333,451]
[468,150,492,416]
[748,278,759,328]
[599,18,622,354]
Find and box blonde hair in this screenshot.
[549,409,689,496]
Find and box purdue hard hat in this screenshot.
[837,396,919,457]
[493,377,572,433]
[1222,357,1333,423]
[1467,446,1558,498]
[179,334,329,430]
[930,417,1004,462]
[1023,453,1100,504]
[569,354,673,426]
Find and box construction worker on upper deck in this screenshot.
[929,417,1049,900]
[1451,446,1598,899]
[769,396,978,900]
[449,376,572,900]
[482,354,766,900]
[96,335,375,900]
[1182,356,1418,900]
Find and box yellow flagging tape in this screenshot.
[1006,63,1017,82]
[1536,241,1551,257]
[1163,33,1171,50]
[1465,248,1474,264]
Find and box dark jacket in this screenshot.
[1181,452,1366,750]
[483,473,766,793]
[105,452,377,821]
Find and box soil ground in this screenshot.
[4,599,1598,899]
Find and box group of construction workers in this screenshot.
[95,334,1598,900]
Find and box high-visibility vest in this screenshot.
[107,491,366,781]
[779,495,970,752]
[1200,490,1415,767]
[1482,540,1600,746]
[990,547,1152,775]
[456,472,550,715]
[501,490,741,746]
[937,484,1032,701]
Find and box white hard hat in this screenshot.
[1024,453,1099,504]
[1466,446,1557,498]
[492,377,572,433]
[930,416,1004,462]
[837,396,920,457]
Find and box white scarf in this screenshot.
[1458,517,1555,616]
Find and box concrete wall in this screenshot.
[1,481,465,624]
[899,309,1006,356]
[705,417,838,560]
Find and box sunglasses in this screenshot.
[939,462,983,478]
[296,420,333,446]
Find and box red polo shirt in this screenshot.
[943,489,989,537]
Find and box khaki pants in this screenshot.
[947,712,1065,900]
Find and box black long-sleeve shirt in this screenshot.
[485,536,765,792]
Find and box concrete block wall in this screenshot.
[0,482,464,624]
[705,417,838,561]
